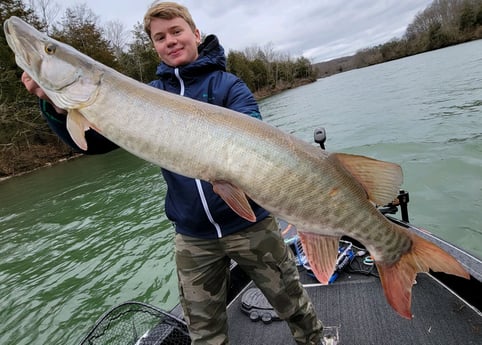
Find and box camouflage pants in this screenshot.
[175,215,323,345]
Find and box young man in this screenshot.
[22,2,323,344]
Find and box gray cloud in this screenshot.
[61,0,433,62]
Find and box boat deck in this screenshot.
[227,267,482,345]
[77,219,482,345]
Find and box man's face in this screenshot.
[150,17,201,67]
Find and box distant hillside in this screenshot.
[312,56,357,78]
[312,0,482,79]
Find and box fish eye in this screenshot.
[45,43,56,55]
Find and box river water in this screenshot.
[1,40,481,344]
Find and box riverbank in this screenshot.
[253,78,316,100]
[0,144,80,182]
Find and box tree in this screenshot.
[104,19,129,60]
[52,4,117,68]
[0,0,62,164]
[477,2,482,25]
[1,0,43,99]
[294,56,315,79]
[27,0,61,34]
[0,0,42,112]
[459,1,478,32]
[227,50,254,91]
[249,58,268,90]
[117,22,159,82]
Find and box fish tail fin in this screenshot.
[376,223,469,319]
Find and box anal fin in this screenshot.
[298,232,340,284]
[212,180,256,222]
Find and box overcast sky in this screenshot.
[58,0,434,63]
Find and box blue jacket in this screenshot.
[40,35,269,239]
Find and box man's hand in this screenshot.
[21,72,47,99]
[21,71,67,115]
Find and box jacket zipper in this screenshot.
[174,68,223,238]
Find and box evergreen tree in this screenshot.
[0,0,47,153]
[1,0,42,102]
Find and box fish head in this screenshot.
[4,16,102,110]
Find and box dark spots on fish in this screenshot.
[386,253,400,263]
[401,236,412,253]
[383,232,412,264]
[356,216,375,237]
[384,233,396,247]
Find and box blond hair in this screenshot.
[144,1,197,38]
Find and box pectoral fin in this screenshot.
[66,109,92,151]
[212,180,256,222]
[298,232,340,284]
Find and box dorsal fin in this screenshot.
[329,153,403,205]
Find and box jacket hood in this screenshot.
[155,35,226,79]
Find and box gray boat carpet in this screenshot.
[227,272,482,345]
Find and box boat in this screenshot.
[77,129,482,345]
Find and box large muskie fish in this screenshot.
[4,16,469,319]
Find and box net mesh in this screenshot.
[78,301,190,345]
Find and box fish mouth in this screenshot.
[4,18,38,71]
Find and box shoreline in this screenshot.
[0,153,83,183]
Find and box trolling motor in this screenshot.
[314,127,326,149]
